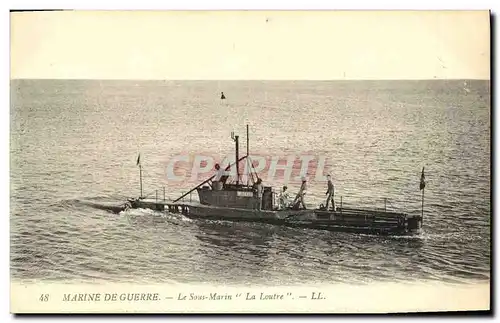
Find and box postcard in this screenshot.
[9,10,491,313]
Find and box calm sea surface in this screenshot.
[10,80,490,286]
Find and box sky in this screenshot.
[10,10,490,80]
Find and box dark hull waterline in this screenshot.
[127,199,422,236]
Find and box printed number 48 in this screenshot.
[39,294,49,302]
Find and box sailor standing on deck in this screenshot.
[292,177,308,210]
[254,178,263,210]
[325,174,335,210]
[213,163,225,191]
[279,185,290,209]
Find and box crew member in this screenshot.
[213,163,225,190]
[292,177,307,210]
[254,178,263,211]
[279,186,290,209]
[325,174,335,210]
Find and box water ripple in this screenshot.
[10,80,490,286]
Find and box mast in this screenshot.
[136,153,143,198]
[231,131,240,185]
[420,166,426,226]
[246,124,249,157]
[421,186,424,225]
[139,165,142,198]
[235,135,240,185]
[246,124,249,185]
[139,164,143,198]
